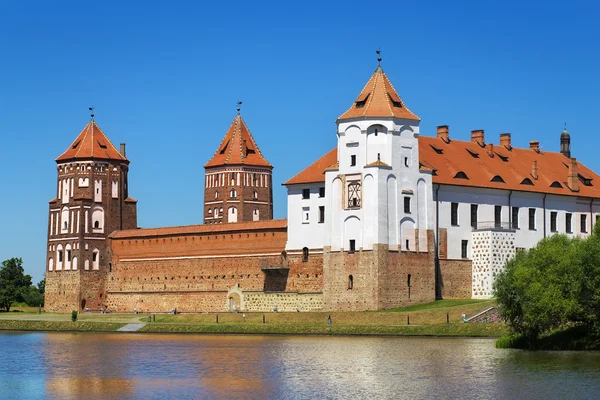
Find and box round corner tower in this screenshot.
[204,113,273,223]
[44,118,137,312]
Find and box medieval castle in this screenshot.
[45,62,600,313]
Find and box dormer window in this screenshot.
[521,178,534,185]
[466,149,479,158]
[496,153,509,162]
[355,93,369,108]
[72,140,81,149]
[388,93,403,108]
[454,171,469,179]
[491,175,505,183]
[97,140,107,149]
[550,181,562,188]
[430,145,443,154]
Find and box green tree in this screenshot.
[37,276,45,294]
[0,258,32,312]
[494,223,600,344]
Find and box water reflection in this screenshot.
[0,333,599,399]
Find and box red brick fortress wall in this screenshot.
[105,220,323,312]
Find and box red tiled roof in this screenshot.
[286,138,600,198]
[205,114,272,168]
[110,219,287,239]
[337,66,420,121]
[56,120,127,163]
[420,136,600,198]
[283,148,337,185]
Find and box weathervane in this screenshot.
[89,106,95,120]
[376,48,382,64]
[236,100,242,114]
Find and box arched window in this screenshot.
[91,206,104,232]
[65,244,72,270]
[302,247,309,262]
[215,191,219,199]
[281,251,287,260]
[48,258,54,271]
[92,249,100,270]
[214,207,219,216]
[61,207,70,233]
[253,190,258,199]
[56,244,63,270]
[348,275,354,290]
[230,189,237,198]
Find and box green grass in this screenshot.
[382,299,494,313]
[0,320,125,332]
[141,322,507,336]
[0,299,505,337]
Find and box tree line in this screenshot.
[0,258,45,311]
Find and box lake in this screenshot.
[1,332,599,399]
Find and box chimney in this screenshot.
[471,130,485,147]
[436,125,450,142]
[529,141,540,153]
[486,143,494,157]
[568,158,580,192]
[532,160,538,180]
[120,143,126,157]
[500,133,512,150]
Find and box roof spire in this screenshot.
[236,100,242,115]
[89,106,95,120]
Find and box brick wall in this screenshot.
[45,271,80,312]
[102,222,323,312]
[439,259,472,299]
[241,291,323,312]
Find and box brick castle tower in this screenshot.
[45,117,137,312]
[204,112,273,223]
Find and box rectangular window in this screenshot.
[551,211,557,232]
[512,207,519,229]
[349,240,356,253]
[67,250,71,262]
[302,207,310,224]
[404,157,409,167]
[319,187,325,198]
[529,208,536,230]
[451,203,458,226]
[470,204,478,229]
[319,206,325,223]
[58,251,63,263]
[461,240,468,258]
[566,213,572,233]
[494,206,502,228]
[302,189,310,199]
[404,197,411,213]
[350,155,356,167]
[581,214,588,233]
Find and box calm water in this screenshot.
[1,333,599,400]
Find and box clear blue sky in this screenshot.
[1,1,599,283]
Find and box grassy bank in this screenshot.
[140,322,506,336]
[0,320,125,332]
[0,300,505,337]
[496,325,600,350]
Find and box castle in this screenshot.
[45,62,600,313]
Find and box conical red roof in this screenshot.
[56,120,127,163]
[205,114,272,168]
[338,65,420,121]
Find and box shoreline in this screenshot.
[0,319,506,337]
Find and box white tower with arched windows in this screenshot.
[324,65,434,254]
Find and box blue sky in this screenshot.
[1,1,599,282]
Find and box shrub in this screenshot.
[71,310,78,322]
